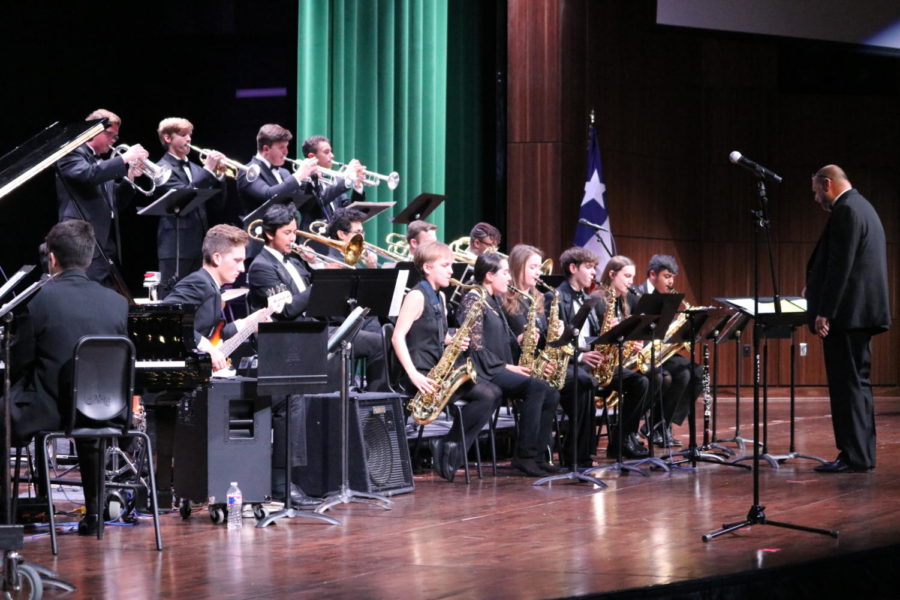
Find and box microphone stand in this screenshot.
[703,175,837,542]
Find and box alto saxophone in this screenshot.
[591,285,620,387]
[626,294,693,374]
[408,279,486,425]
[510,285,539,372]
[532,281,573,390]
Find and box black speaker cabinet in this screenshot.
[174,377,272,504]
[292,392,414,498]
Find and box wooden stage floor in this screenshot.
[19,391,900,599]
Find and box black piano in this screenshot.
[129,302,212,392]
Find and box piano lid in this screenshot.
[0,118,107,200]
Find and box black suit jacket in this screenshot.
[154,153,224,261]
[546,280,601,345]
[55,144,134,260]
[237,156,310,214]
[9,270,128,440]
[806,188,890,334]
[246,248,312,321]
[297,174,365,234]
[162,268,236,345]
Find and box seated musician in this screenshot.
[326,207,378,269]
[635,254,702,448]
[592,255,653,459]
[5,220,128,535]
[406,220,437,255]
[456,252,559,477]
[468,222,502,257]
[153,117,226,296]
[391,242,501,482]
[163,224,271,372]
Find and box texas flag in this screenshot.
[573,124,616,269]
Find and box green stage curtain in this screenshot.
[297,0,449,246]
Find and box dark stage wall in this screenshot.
[506,0,899,387]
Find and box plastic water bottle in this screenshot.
[226,482,243,530]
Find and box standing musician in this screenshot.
[5,220,128,535]
[634,254,701,447]
[456,252,559,477]
[153,117,226,296]
[163,224,270,372]
[299,135,366,231]
[592,255,653,459]
[56,108,149,287]
[392,242,502,482]
[238,123,318,215]
[406,220,438,255]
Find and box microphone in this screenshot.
[728,151,783,183]
[578,218,609,232]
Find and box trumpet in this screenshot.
[111,144,172,196]
[188,144,260,182]
[333,160,400,190]
[244,219,357,269]
[284,157,354,189]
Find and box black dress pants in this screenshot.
[490,369,558,460]
[822,329,876,470]
[559,364,598,464]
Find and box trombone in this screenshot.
[111,144,172,196]
[245,219,360,269]
[332,160,400,190]
[188,144,260,182]
[309,220,408,264]
[384,232,410,261]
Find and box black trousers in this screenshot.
[490,369,558,460]
[822,329,877,470]
[446,380,502,469]
[601,367,649,436]
[656,354,703,427]
[559,364,598,464]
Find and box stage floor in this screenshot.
[19,391,900,599]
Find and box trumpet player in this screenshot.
[154,117,227,295]
[238,124,318,215]
[392,242,502,482]
[299,135,365,231]
[56,108,148,287]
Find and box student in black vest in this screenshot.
[392,242,501,482]
[457,252,560,477]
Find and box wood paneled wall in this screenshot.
[506,0,898,386]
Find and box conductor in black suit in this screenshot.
[153,117,226,296]
[6,220,128,534]
[55,108,149,287]
[806,165,890,473]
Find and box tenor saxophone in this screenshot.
[408,280,486,425]
[591,285,620,387]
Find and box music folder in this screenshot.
[390,193,445,224]
[307,269,410,320]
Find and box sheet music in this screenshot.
[722,297,807,315]
[389,270,410,317]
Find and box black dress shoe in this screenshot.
[510,457,546,477]
[441,441,459,483]
[536,460,562,473]
[272,483,322,508]
[814,459,871,473]
[78,514,100,536]
[623,434,649,459]
[431,439,447,479]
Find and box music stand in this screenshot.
[702,168,836,542]
[588,313,662,477]
[138,188,220,285]
[316,307,394,513]
[664,308,751,471]
[255,321,339,527]
[534,297,607,488]
[390,193,445,224]
[345,201,395,223]
[308,269,409,320]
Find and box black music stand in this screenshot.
[702,167,836,542]
[255,321,339,527]
[589,313,664,477]
[664,308,750,471]
[316,307,393,513]
[138,188,220,286]
[345,201,394,222]
[390,193,445,224]
[534,297,607,488]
